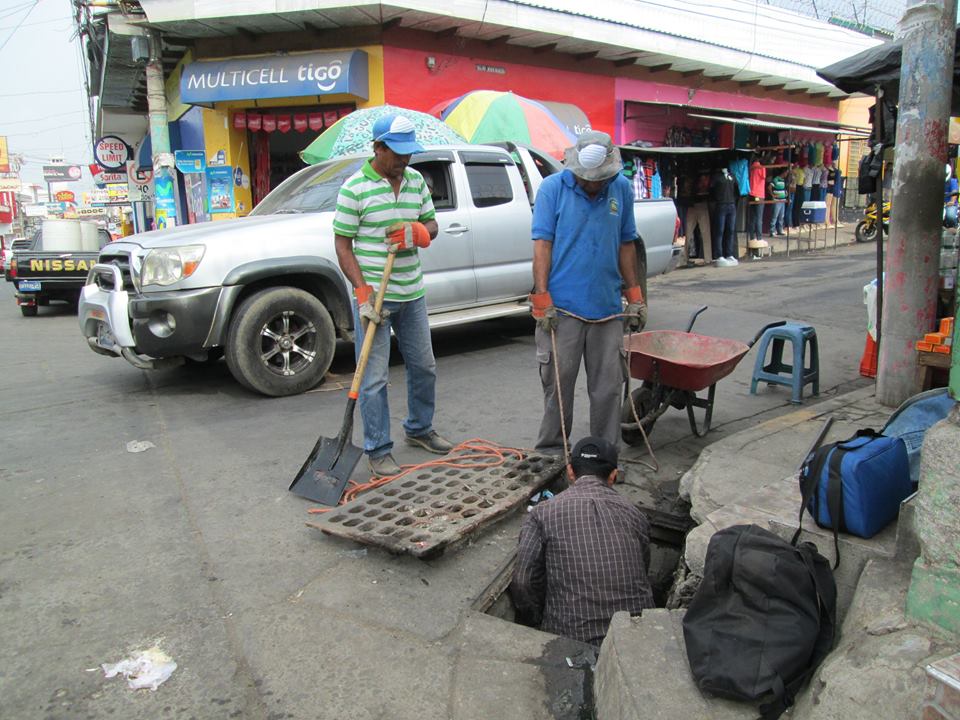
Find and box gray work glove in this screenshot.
[625,302,648,333]
[529,292,558,332]
[356,285,389,326]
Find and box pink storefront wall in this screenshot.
[615,77,838,144]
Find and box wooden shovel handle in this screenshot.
[349,245,398,399]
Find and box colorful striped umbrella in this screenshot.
[439,91,577,160]
[300,104,466,165]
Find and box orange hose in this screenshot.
[307,439,527,513]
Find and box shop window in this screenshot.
[464,163,513,208]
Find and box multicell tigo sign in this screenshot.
[180,50,369,104]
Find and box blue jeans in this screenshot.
[712,202,737,258]
[352,295,437,458]
[769,201,785,234]
[796,187,809,225]
[750,202,764,240]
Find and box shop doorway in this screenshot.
[236,103,355,206]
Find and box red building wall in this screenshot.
[382,45,615,136]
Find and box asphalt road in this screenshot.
[0,243,876,719]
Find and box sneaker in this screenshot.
[368,453,402,477]
[405,430,454,455]
[725,256,739,266]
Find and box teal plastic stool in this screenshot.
[750,323,819,403]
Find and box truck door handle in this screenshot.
[444,224,469,236]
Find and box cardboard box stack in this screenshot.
[916,317,955,353]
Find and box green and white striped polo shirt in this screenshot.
[332,160,436,302]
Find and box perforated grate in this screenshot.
[306,453,565,558]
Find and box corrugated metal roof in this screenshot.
[135,0,883,92]
[508,0,882,69]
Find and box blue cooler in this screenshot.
[801,201,827,224]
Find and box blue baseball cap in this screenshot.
[372,114,424,155]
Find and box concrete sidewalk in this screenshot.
[596,385,959,720]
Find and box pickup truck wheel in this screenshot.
[20,305,38,317]
[225,288,335,397]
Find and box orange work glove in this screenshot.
[386,221,431,249]
[528,291,558,332]
[355,284,386,325]
[623,286,647,332]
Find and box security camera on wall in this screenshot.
[130,36,150,65]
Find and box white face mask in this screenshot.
[578,144,607,169]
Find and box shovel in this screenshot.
[289,243,399,505]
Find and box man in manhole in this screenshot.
[510,437,655,646]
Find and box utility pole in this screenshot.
[145,30,177,229]
[876,0,957,407]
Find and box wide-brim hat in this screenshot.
[563,131,622,182]
[372,113,425,155]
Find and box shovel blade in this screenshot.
[289,436,364,505]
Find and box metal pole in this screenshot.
[145,30,176,229]
[876,88,884,351]
[876,0,957,407]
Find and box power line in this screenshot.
[0,89,83,98]
[0,109,87,126]
[0,0,38,53]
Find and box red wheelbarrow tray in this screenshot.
[625,330,751,393]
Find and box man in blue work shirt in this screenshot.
[528,131,647,454]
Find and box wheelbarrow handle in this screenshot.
[748,320,788,348]
[685,305,709,333]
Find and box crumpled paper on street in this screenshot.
[101,647,176,690]
[126,440,155,453]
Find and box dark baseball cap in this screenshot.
[571,436,619,467]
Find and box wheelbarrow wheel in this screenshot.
[621,384,657,445]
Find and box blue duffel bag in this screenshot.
[793,429,912,566]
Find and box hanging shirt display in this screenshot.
[728,158,750,196]
[749,161,766,199]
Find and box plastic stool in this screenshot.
[750,323,819,403]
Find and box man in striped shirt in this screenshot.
[333,114,454,477]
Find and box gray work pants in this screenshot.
[535,315,625,453]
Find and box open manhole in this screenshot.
[307,453,565,558]
[473,492,694,622]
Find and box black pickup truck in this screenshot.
[7,228,110,317]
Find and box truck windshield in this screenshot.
[250,157,365,216]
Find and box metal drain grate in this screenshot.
[306,453,565,558]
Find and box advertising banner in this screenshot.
[0,176,19,192]
[96,172,127,186]
[175,150,206,174]
[206,166,235,214]
[0,136,9,173]
[43,165,82,182]
[180,50,368,103]
[0,191,14,224]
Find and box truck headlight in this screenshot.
[141,246,205,287]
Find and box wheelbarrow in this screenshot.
[621,306,785,443]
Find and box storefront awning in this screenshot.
[687,113,871,138]
[180,50,369,105]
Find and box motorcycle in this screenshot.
[855,201,890,243]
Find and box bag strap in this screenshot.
[825,448,848,568]
[762,545,837,717]
[792,445,832,546]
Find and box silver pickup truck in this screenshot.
[79,143,680,396]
